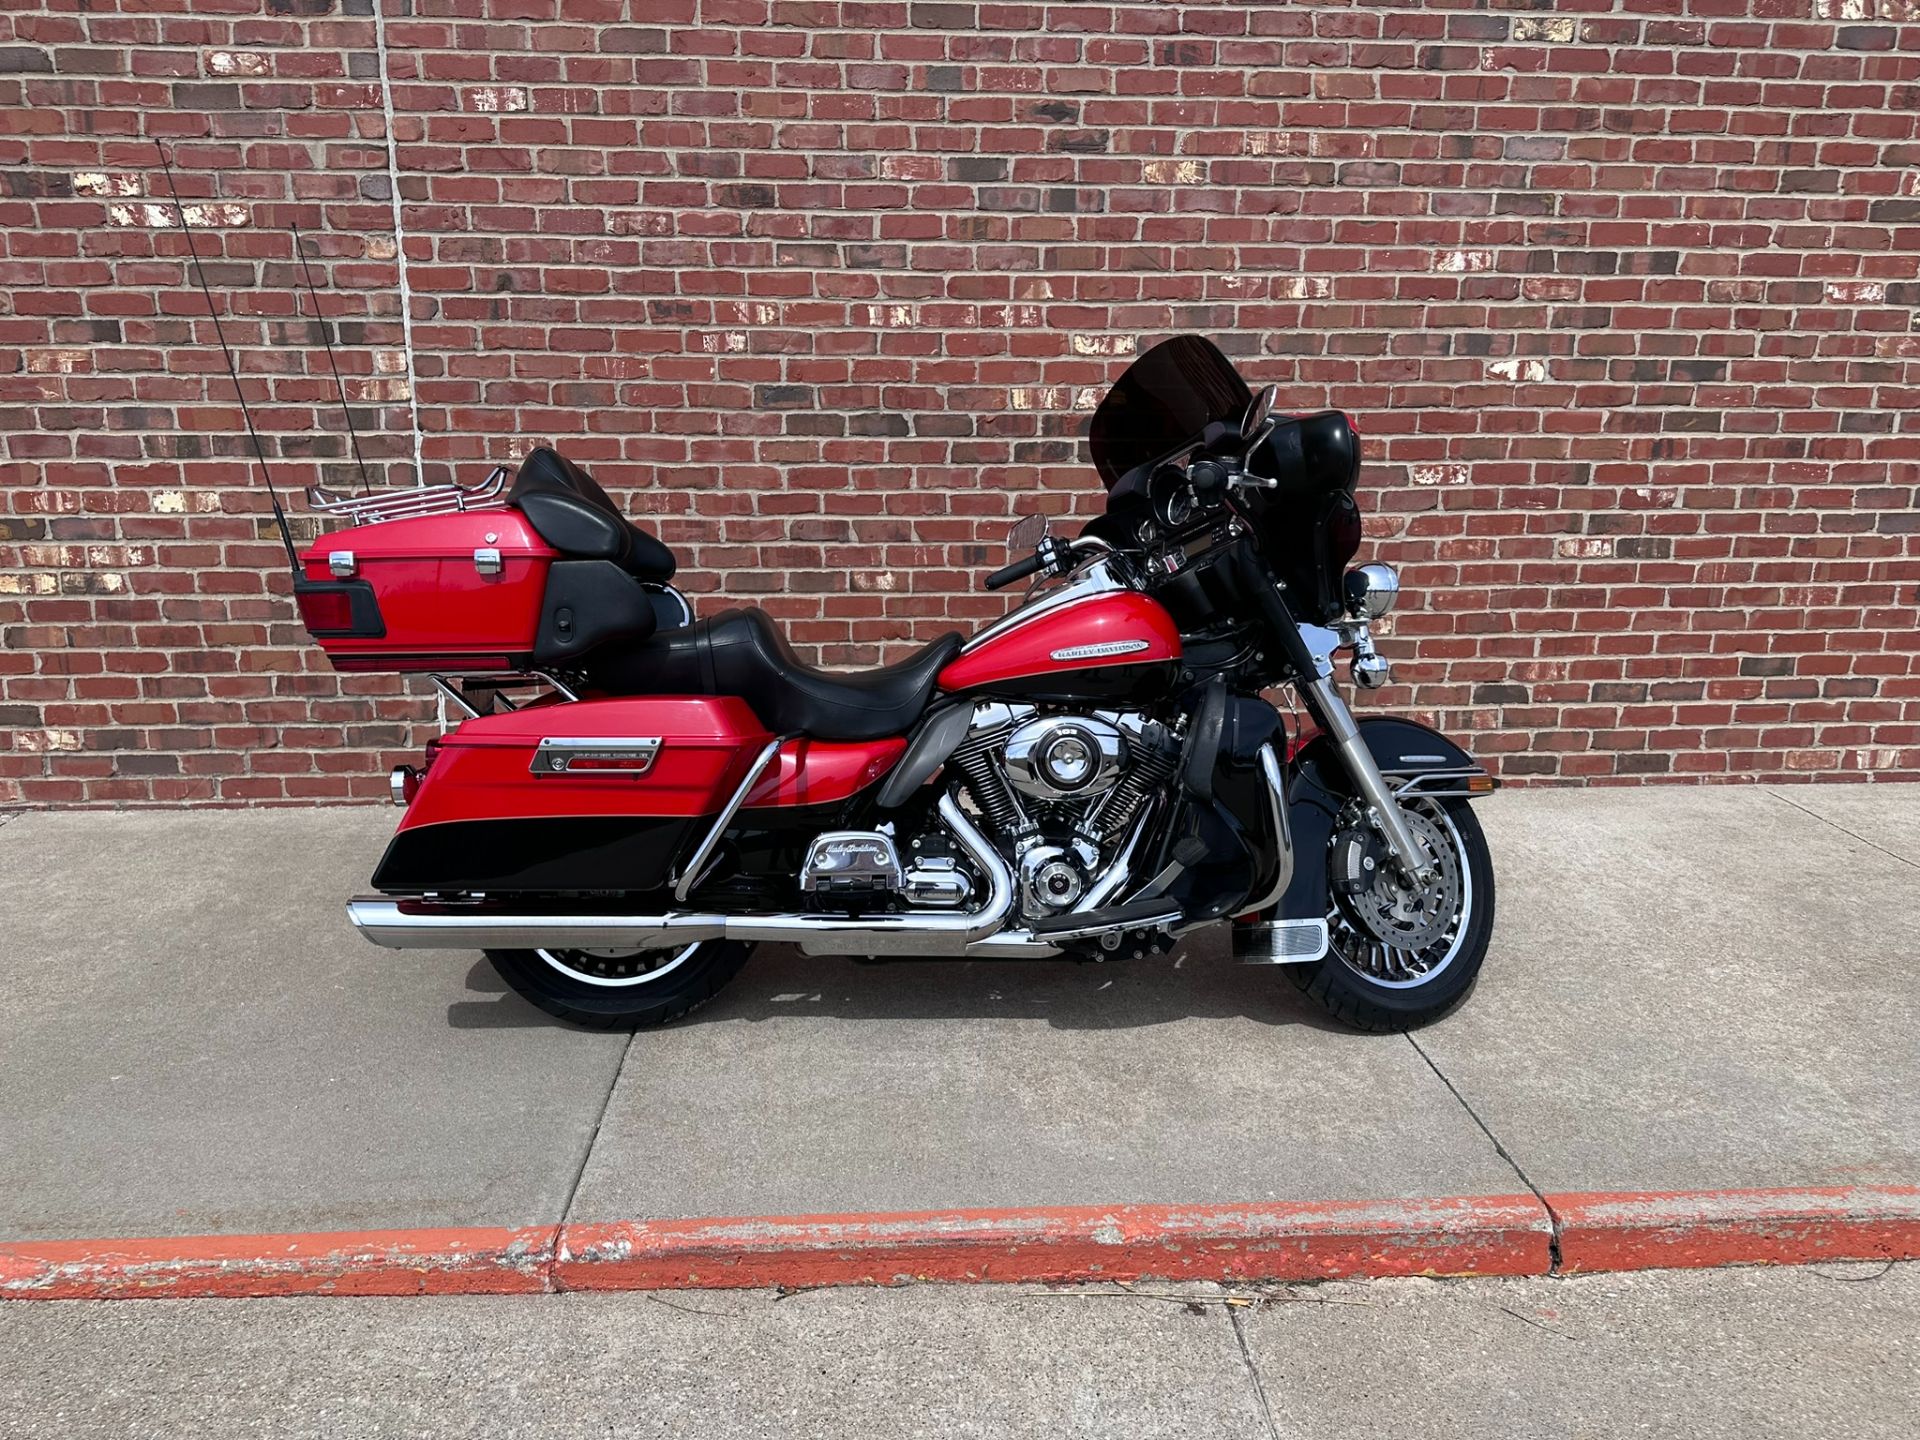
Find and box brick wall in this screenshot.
[3,0,1917,805]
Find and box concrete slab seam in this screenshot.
[1405,1032,1565,1270]
[1763,788,1920,871]
[5,1187,1916,1303]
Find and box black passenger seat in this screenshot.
[509,448,677,583]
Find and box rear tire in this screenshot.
[485,940,753,1030]
[1289,798,1495,1032]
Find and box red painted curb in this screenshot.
[1551,1186,1920,1274]
[0,1226,558,1301]
[2,1186,1915,1302]
[555,1195,1552,1292]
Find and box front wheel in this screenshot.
[485,940,754,1030]
[1289,797,1496,1032]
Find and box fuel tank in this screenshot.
[938,590,1182,703]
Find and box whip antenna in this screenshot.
[153,140,301,576]
[290,221,373,496]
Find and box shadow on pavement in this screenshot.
[445,931,1353,1036]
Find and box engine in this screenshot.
[946,702,1179,921]
[793,701,1181,925]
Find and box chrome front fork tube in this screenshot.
[1301,675,1434,886]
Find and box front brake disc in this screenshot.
[1329,805,1462,951]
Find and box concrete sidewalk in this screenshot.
[5,1265,1915,1438]
[0,785,1915,1261]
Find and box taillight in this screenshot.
[294,579,386,638]
[297,587,353,631]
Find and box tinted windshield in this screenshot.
[1086,335,1252,492]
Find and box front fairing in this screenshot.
[1087,335,1252,496]
[1083,337,1364,626]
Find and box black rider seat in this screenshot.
[509,447,677,583]
[591,608,963,743]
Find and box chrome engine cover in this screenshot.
[800,831,904,897]
[1002,715,1126,802]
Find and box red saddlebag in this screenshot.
[372,696,771,896]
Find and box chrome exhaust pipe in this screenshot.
[344,900,724,953]
[348,793,1014,958]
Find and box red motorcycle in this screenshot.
[297,336,1497,1031]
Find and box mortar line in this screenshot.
[557,1029,638,1236]
[1226,1305,1283,1440]
[371,0,425,486]
[1764,789,1919,872]
[1405,1032,1562,1271]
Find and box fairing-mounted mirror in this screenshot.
[1241,383,1278,442]
[1240,383,1279,461]
[1009,512,1048,551]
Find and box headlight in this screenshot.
[1343,563,1400,620]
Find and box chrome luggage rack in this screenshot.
[306,465,511,526]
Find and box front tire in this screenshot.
[1289,798,1496,1032]
[485,940,754,1030]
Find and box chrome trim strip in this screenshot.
[645,583,695,630]
[531,737,663,777]
[672,734,791,902]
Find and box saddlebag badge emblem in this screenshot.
[531,737,662,776]
[1049,638,1150,663]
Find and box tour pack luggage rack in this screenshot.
[306,465,511,526]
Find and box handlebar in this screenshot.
[984,550,1050,591]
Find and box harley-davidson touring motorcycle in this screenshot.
[296,335,1497,1031]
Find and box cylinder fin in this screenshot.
[949,714,1034,842]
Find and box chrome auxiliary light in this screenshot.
[1341,563,1399,690]
[1343,563,1400,620]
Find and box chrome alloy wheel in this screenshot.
[533,943,703,989]
[1326,799,1473,991]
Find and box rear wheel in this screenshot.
[485,940,754,1030]
[1289,797,1495,1032]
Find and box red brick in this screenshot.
[1,1,1916,804]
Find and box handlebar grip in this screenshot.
[984,551,1048,591]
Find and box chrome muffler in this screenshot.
[348,794,1014,958]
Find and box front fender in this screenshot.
[1275,717,1491,923]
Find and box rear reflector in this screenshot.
[294,579,386,639]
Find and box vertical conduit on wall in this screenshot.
[371,0,425,489]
